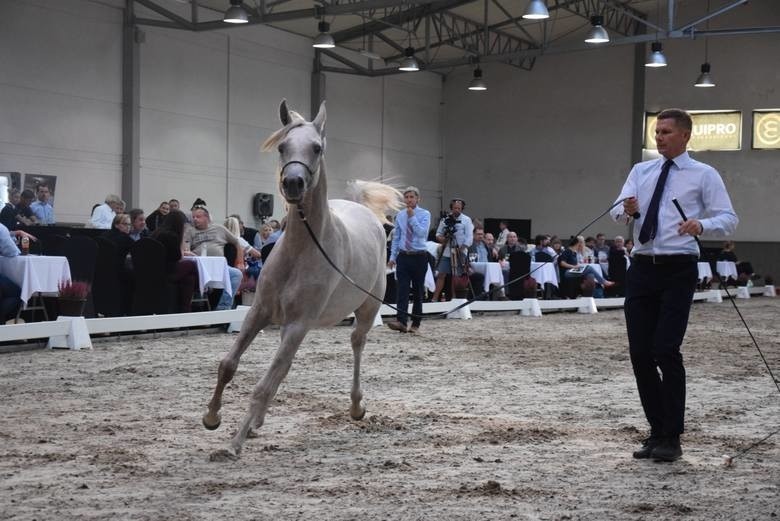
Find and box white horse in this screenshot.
[203,100,401,460]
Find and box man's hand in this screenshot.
[13,230,37,242]
[247,247,262,259]
[623,197,639,218]
[406,207,414,217]
[387,260,396,269]
[678,219,703,237]
[182,250,195,257]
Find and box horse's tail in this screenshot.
[344,180,403,226]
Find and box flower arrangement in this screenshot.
[58,280,91,300]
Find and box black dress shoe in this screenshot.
[652,437,683,462]
[632,436,662,459]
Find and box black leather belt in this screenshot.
[633,254,699,265]
[399,250,427,256]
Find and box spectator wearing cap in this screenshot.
[90,194,124,229]
[387,186,430,334]
[184,205,260,310]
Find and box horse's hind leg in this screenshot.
[211,322,308,461]
[203,306,270,431]
[349,299,380,420]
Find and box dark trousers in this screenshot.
[395,252,428,327]
[624,260,698,436]
[169,260,199,312]
[0,274,22,322]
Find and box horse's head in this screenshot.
[263,100,326,205]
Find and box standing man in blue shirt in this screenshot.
[612,108,738,462]
[387,186,431,334]
[30,183,55,224]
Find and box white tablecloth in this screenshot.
[184,255,233,297]
[697,262,713,282]
[470,262,503,292]
[387,265,435,292]
[716,261,738,280]
[530,261,559,288]
[0,255,71,305]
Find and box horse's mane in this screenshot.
[344,180,403,226]
[261,110,306,152]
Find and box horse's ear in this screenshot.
[312,101,326,135]
[279,99,291,126]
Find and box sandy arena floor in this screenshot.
[1,297,778,520]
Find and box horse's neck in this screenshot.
[287,161,331,236]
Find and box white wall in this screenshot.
[0,0,443,227]
[0,0,124,224]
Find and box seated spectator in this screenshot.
[551,237,564,258]
[128,209,149,242]
[593,233,611,263]
[91,194,124,229]
[30,183,55,224]
[184,206,260,310]
[1,189,21,230]
[559,237,614,291]
[229,214,260,250]
[0,223,36,323]
[256,223,273,249]
[624,238,634,255]
[581,236,596,263]
[610,235,627,256]
[145,201,170,232]
[531,234,556,261]
[9,190,38,228]
[102,213,135,313]
[469,228,498,262]
[150,210,199,312]
[498,231,524,260]
[717,240,738,262]
[168,199,181,212]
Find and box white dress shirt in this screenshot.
[611,151,738,256]
[90,203,115,229]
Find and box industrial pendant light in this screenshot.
[468,68,487,91]
[312,21,335,49]
[645,42,668,67]
[694,62,716,87]
[223,0,249,24]
[584,15,609,44]
[522,0,550,20]
[398,47,419,72]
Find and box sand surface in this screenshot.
[1,298,778,520]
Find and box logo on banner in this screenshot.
[754,112,780,149]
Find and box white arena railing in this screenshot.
[0,286,774,351]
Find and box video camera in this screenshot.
[443,213,461,237]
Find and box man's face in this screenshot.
[37,187,50,202]
[542,236,550,246]
[507,232,517,245]
[450,201,463,217]
[614,237,625,248]
[160,203,170,215]
[474,229,484,243]
[19,196,32,208]
[586,239,595,249]
[109,201,123,213]
[192,209,210,230]
[404,192,419,208]
[132,213,146,231]
[169,200,180,211]
[485,233,494,247]
[655,117,690,159]
[596,234,605,246]
[9,192,20,205]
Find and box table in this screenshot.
[470,262,504,292]
[184,255,233,297]
[716,261,738,280]
[697,262,713,282]
[0,255,71,305]
[530,261,559,288]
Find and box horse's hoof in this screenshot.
[350,407,366,421]
[208,448,238,462]
[202,413,221,431]
[247,428,260,439]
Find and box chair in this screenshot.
[534,251,553,262]
[606,252,628,297]
[558,267,582,299]
[92,237,122,317]
[224,243,238,268]
[130,238,176,315]
[260,242,275,262]
[507,251,531,300]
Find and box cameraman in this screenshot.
[431,198,474,301]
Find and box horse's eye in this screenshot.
[278,143,286,154]
[313,144,322,155]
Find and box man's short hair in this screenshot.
[36,183,49,192]
[105,194,122,205]
[403,186,420,197]
[657,108,693,132]
[129,208,144,221]
[21,189,34,200]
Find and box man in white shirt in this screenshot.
[612,108,738,462]
[90,194,124,229]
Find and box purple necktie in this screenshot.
[404,215,413,250]
[638,159,674,244]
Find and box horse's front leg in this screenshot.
[210,322,309,461]
[203,306,270,431]
[350,301,379,420]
